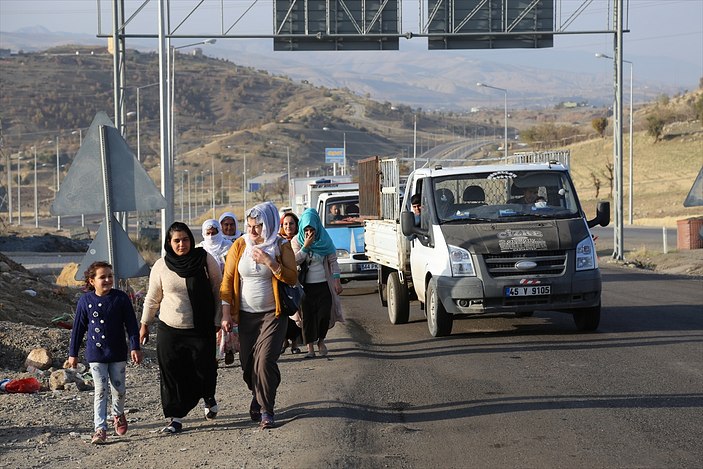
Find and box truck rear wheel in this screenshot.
[573,303,601,331]
[426,279,452,337]
[387,272,410,325]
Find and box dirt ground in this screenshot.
[1,232,701,468]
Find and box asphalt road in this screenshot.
[331,266,703,467]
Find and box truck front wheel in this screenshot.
[426,279,452,337]
[573,302,601,331]
[387,272,410,325]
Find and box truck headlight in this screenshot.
[575,236,597,271]
[336,248,350,259]
[448,245,475,277]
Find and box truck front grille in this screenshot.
[483,250,567,278]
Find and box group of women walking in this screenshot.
[139,202,344,432]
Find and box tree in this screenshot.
[273,178,289,205]
[693,94,703,127]
[590,172,602,199]
[252,185,270,203]
[592,117,608,138]
[646,115,665,142]
[602,162,614,198]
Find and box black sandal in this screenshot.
[160,420,182,434]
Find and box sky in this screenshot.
[0,0,702,89]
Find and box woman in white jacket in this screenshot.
[290,209,344,359]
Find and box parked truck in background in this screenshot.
[289,175,352,215]
[360,155,610,337]
[296,179,376,282]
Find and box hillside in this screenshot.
[568,90,703,226]
[0,46,701,228]
[0,45,502,204]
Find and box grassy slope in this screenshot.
[569,125,703,227]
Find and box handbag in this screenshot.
[298,255,310,284]
[279,281,304,317]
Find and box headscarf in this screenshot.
[218,211,242,241]
[244,201,283,260]
[279,212,300,241]
[163,222,215,334]
[297,208,336,256]
[200,219,233,270]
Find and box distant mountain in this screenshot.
[2,28,697,111]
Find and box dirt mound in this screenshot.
[0,252,81,328]
[0,233,89,252]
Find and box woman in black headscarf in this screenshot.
[140,222,223,434]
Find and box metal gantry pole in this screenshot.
[612,0,625,260]
[158,0,173,252]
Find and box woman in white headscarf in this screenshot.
[196,219,233,272]
[220,201,297,430]
[218,211,242,242]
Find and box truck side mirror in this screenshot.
[400,211,424,236]
[400,211,417,237]
[587,201,610,228]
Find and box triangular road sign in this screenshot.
[76,214,151,280]
[51,111,166,216]
[684,165,703,207]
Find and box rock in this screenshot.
[49,369,72,391]
[0,261,10,273]
[49,370,67,390]
[64,382,78,392]
[75,379,93,392]
[25,348,52,370]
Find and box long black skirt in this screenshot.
[157,322,217,419]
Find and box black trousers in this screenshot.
[157,322,217,419]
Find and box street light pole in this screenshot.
[170,39,216,178]
[180,171,185,220]
[6,152,11,224]
[184,170,191,223]
[477,82,508,161]
[243,153,247,212]
[16,152,22,226]
[211,155,215,218]
[597,52,634,225]
[287,146,292,207]
[55,137,61,230]
[33,146,38,227]
[343,132,346,176]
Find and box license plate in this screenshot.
[505,285,551,297]
[359,263,376,271]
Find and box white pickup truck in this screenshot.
[360,156,610,337]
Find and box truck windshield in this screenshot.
[431,170,581,224]
[323,197,362,228]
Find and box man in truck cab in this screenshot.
[410,194,422,225]
[509,186,540,204]
[328,204,343,223]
